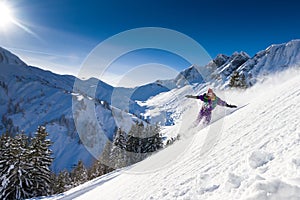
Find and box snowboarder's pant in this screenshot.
[197,109,211,125]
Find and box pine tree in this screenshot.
[0,133,15,199]
[52,170,72,194]
[114,128,127,150]
[88,159,113,180]
[0,132,10,165]
[125,122,163,164]
[88,160,101,180]
[100,123,164,170]
[0,127,54,199]
[109,128,128,168]
[71,160,88,187]
[126,123,143,164]
[239,73,247,89]
[149,123,163,152]
[0,133,33,199]
[141,123,163,153]
[28,126,54,196]
[229,71,248,89]
[99,140,115,169]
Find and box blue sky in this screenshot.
[1,0,300,87]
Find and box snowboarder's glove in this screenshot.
[226,104,237,108]
[186,95,198,99]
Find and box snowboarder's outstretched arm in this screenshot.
[186,94,237,108]
[217,97,237,108]
[185,94,206,100]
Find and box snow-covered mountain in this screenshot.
[1,39,300,174]
[237,39,300,85]
[213,39,300,87]
[170,40,300,88]
[0,61,89,172]
[43,67,300,200]
[0,47,26,66]
[0,48,142,173]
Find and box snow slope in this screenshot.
[45,68,300,200]
[1,39,300,173]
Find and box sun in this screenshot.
[0,2,14,29]
[0,2,39,39]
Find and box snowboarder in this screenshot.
[185,88,237,125]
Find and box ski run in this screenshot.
[40,68,300,200]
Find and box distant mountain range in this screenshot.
[0,39,299,172]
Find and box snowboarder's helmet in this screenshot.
[207,88,214,97]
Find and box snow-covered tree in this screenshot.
[114,128,127,150]
[100,123,163,170]
[126,122,163,164]
[88,159,113,180]
[109,128,128,168]
[143,123,163,153]
[0,133,33,199]
[229,71,248,89]
[126,123,144,164]
[71,160,88,187]
[100,140,114,168]
[28,126,53,196]
[52,170,72,194]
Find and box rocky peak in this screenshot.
[213,54,230,67]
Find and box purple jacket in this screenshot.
[197,93,227,113]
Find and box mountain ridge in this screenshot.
[0,47,27,66]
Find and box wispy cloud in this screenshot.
[101,63,179,88]
[1,23,97,76]
[10,47,81,76]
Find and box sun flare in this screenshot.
[0,2,14,28]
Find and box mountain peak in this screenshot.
[0,47,27,66]
[174,64,204,86]
[213,54,230,67]
[231,51,250,58]
[287,39,300,45]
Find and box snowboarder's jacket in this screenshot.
[197,93,227,113]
